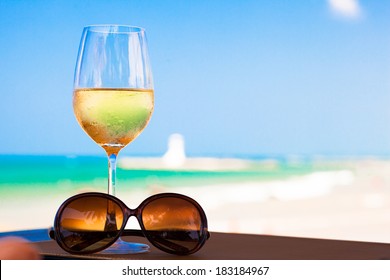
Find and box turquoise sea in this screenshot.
[0,154,341,198]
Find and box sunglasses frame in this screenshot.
[50,192,210,255]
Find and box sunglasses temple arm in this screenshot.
[49,228,209,254]
[48,228,56,240]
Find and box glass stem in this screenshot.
[108,153,118,196]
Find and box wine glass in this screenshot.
[73,25,154,253]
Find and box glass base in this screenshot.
[100,238,150,254]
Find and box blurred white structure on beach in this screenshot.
[162,133,186,167]
[119,133,254,171]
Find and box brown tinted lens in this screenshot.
[58,196,124,253]
[142,197,204,254]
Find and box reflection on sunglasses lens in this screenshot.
[142,197,204,254]
[59,196,124,253]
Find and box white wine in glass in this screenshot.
[73,88,154,157]
[73,25,154,253]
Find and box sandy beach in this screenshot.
[162,159,390,244]
[1,159,390,244]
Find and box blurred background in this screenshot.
[1,0,390,243]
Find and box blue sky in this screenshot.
[0,0,389,157]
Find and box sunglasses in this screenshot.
[49,192,210,255]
